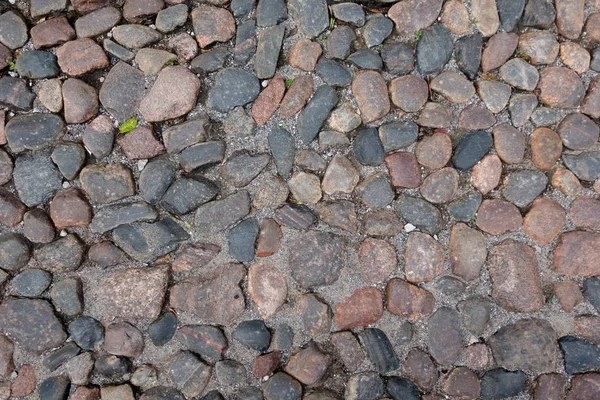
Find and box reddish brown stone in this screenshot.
[352,71,390,124]
[430,71,475,103]
[358,238,397,284]
[88,241,128,267]
[457,104,496,131]
[582,75,600,119]
[575,315,600,345]
[493,123,525,164]
[63,78,98,124]
[192,5,235,48]
[518,30,559,64]
[531,127,562,171]
[556,0,584,39]
[389,75,428,112]
[441,0,470,35]
[49,188,92,229]
[570,196,600,230]
[401,349,438,391]
[554,281,583,312]
[523,197,566,245]
[481,32,519,72]
[331,331,364,373]
[252,75,285,126]
[415,133,452,170]
[476,199,523,236]
[362,209,403,237]
[334,287,383,330]
[289,39,322,72]
[471,0,499,37]
[71,0,112,14]
[554,231,600,276]
[388,0,443,34]
[117,125,165,160]
[0,110,5,145]
[297,294,331,336]
[104,322,144,357]
[172,242,220,272]
[56,38,109,76]
[552,167,583,196]
[538,66,585,109]
[11,364,35,398]
[450,223,487,281]
[0,190,26,227]
[561,42,590,74]
[471,154,501,194]
[420,167,459,203]
[123,0,164,23]
[0,334,13,377]
[248,262,287,319]
[30,17,76,49]
[386,278,435,320]
[441,367,481,400]
[70,387,101,400]
[279,75,313,120]
[404,232,444,283]
[385,152,421,188]
[417,102,452,128]
[488,239,544,312]
[587,12,600,43]
[461,343,490,370]
[566,373,600,400]
[256,218,282,257]
[284,342,331,386]
[252,351,281,378]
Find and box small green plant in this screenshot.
[415,30,422,40]
[375,44,384,52]
[318,32,330,43]
[166,60,176,66]
[329,16,335,30]
[119,118,138,134]
[472,17,479,24]
[285,78,294,88]
[7,61,15,71]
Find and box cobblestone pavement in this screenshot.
[2,0,600,399]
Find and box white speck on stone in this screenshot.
[137,159,148,170]
[8,0,15,4]
[434,234,438,240]
[404,223,416,232]
[60,230,67,237]
[8,72,17,78]
[107,32,112,38]
[62,181,70,188]
[99,77,105,83]
[150,24,157,29]
[261,80,269,87]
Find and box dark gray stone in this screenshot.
[13,152,62,207]
[269,126,295,179]
[289,231,343,288]
[584,277,600,313]
[386,377,420,400]
[345,372,383,400]
[163,118,208,154]
[563,151,600,181]
[288,0,329,38]
[103,38,135,62]
[396,195,442,235]
[315,58,352,87]
[161,178,219,215]
[232,0,256,18]
[236,386,264,400]
[358,328,399,374]
[94,355,131,379]
[275,203,317,229]
[156,4,188,33]
[0,11,28,50]
[229,217,259,262]
[82,118,114,159]
[91,202,158,233]
[327,25,355,60]
[166,351,211,398]
[6,114,64,154]
[11,269,52,297]
[255,24,285,79]
[39,375,70,400]
[500,58,539,91]
[497,0,525,32]
[522,0,555,29]
[75,6,121,37]
[532,107,561,127]
[99,61,146,122]
[234,20,257,66]
[416,24,453,76]
[216,360,246,385]
[177,325,228,363]
[0,77,35,111]
[274,323,294,351]
[353,128,384,166]
[452,131,493,171]
[0,233,30,271]
[358,173,394,208]
[69,316,104,350]
[202,391,225,400]
[179,141,226,172]
[36,234,84,273]
[378,121,418,152]
[139,159,176,204]
[15,50,59,79]
[347,49,383,70]
[592,48,600,72]
[448,191,482,222]
[509,93,538,128]
[455,33,483,80]
[502,170,548,207]
[297,85,338,144]
[381,42,414,74]
[437,276,466,296]
[559,336,600,375]
[191,48,229,74]
[262,372,302,400]
[141,387,185,400]
[51,142,85,180]
[112,24,162,49]
[331,2,365,26]
[195,190,251,233]
[0,298,66,354]
[30,0,67,18]
[481,369,527,400]
[363,16,393,48]
[43,342,80,371]
[50,278,83,316]
[427,307,463,365]
[112,218,190,262]
[458,296,491,336]
[257,0,287,26]
[221,152,270,187]
[559,113,599,150]
[208,69,261,112]
[149,312,178,347]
